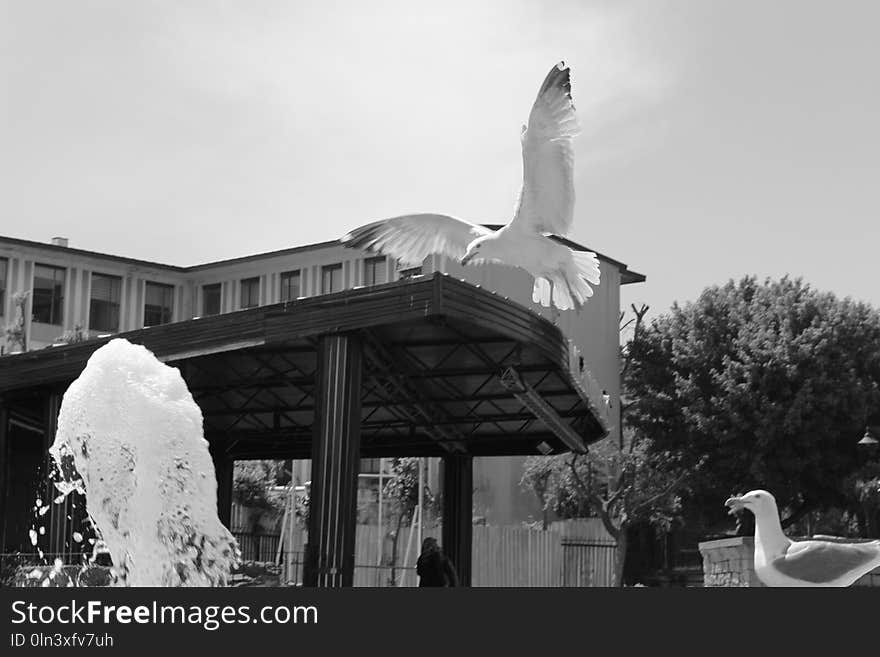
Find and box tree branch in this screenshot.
[630,470,688,517]
[620,303,649,379]
[568,456,620,540]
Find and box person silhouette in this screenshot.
[416,537,459,587]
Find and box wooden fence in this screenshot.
[242,517,616,587]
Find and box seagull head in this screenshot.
[460,235,494,267]
[725,489,778,518]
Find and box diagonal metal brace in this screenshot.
[499,367,588,454]
[362,333,467,454]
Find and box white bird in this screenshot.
[725,490,880,587]
[341,62,600,312]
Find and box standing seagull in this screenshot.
[725,490,880,587]
[341,62,600,312]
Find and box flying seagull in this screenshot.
[341,62,600,312]
[725,490,880,587]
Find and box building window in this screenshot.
[280,270,301,302]
[240,277,260,309]
[144,282,174,327]
[32,264,66,325]
[360,458,381,475]
[399,266,422,280]
[363,256,387,286]
[202,283,221,316]
[89,273,121,333]
[321,264,342,294]
[0,258,7,317]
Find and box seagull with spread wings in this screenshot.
[341,62,600,312]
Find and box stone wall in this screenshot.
[699,536,880,587]
[698,537,764,587]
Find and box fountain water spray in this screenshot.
[49,338,239,586]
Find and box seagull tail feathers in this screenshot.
[566,250,601,308]
[572,250,601,287]
[531,252,600,312]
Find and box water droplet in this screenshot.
[29,529,38,546]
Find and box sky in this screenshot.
[2,0,878,321]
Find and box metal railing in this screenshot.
[231,531,281,563]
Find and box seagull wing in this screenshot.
[341,213,492,267]
[509,62,580,236]
[773,539,880,584]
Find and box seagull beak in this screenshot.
[460,252,474,266]
[725,496,746,515]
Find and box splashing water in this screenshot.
[49,338,239,586]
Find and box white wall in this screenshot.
[0,242,184,349]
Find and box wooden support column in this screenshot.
[304,332,363,588]
[0,403,8,550]
[442,454,473,586]
[210,441,233,529]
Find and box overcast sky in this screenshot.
[2,0,878,320]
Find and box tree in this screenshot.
[522,303,690,586]
[4,290,29,353]
[847,460,880,537]
[522,434,689,586]
[233,460,286,531]
[382,457,434,586]
[626,276,880,529]
[522,458,553,530]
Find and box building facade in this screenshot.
[0,232,643,526]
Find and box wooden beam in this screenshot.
[442,454,473,586]
[499,367,588,454]
[304,333,363,587]
[199,389,575,416]
[0,404,8,550]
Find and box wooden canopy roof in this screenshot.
[0,274,609,458]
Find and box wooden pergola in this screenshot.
[0,273,608,586]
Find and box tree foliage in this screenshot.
[381,457,435,586]
[846,459,880,537]
[4,290,29,353]
[625,276,880,527]
[382,458,422,520]
[233,460,287,511]
[522,433,690,586]
[522,435,689,533]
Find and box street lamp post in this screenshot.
[857,426,878,454]
[856,426,880,538]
